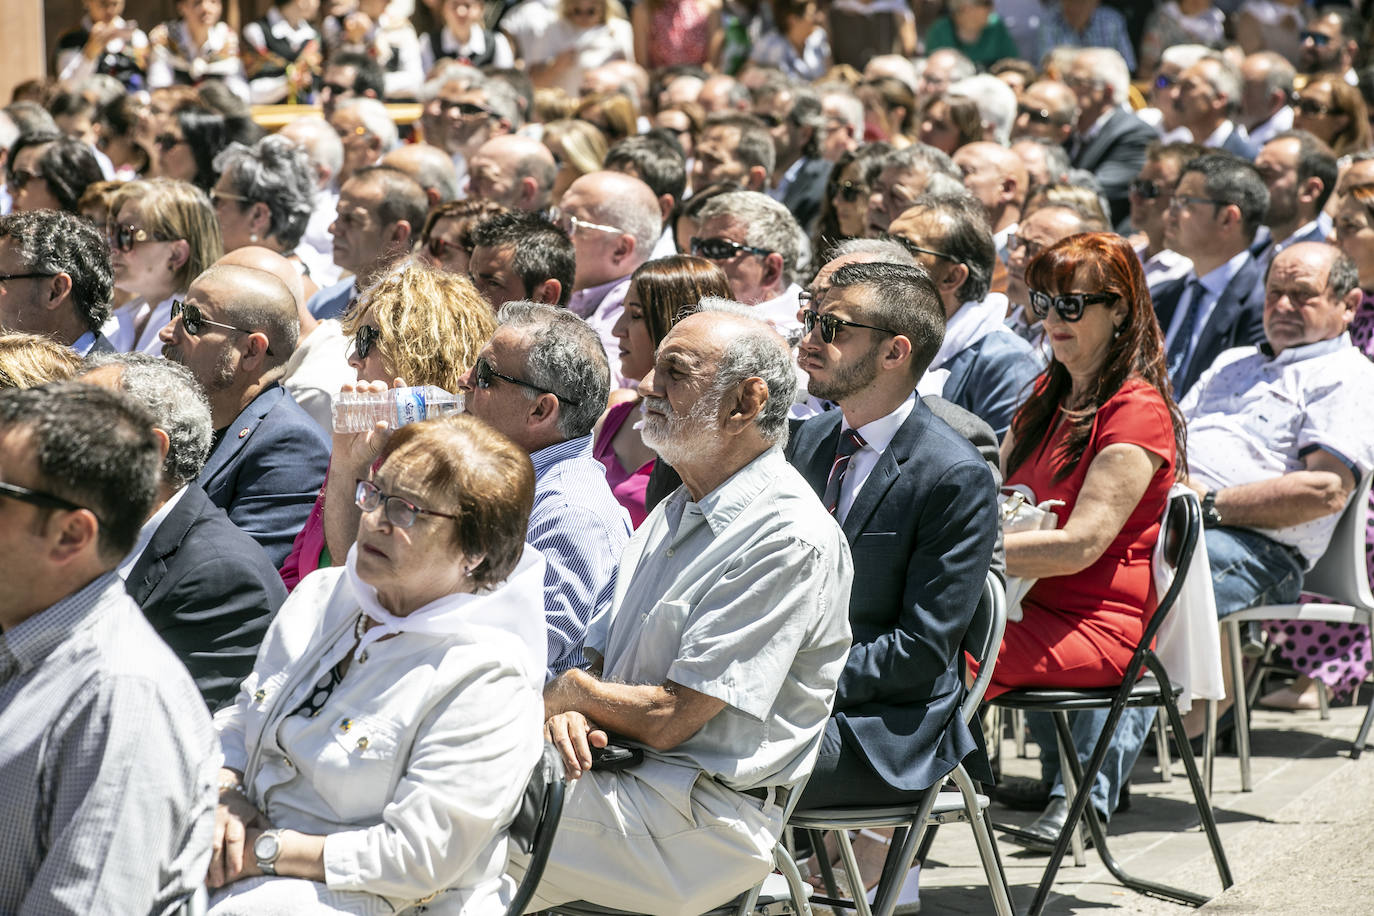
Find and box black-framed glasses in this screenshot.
[0,271,56,285]
[473,355,580,406]
[691,236,772,260]
[171,299,274,355]
[154,133,186,153]
[107,223,174,252]
[837,179,868,203]
[426,236,470,260]
[1293,96,1339,117]
[0,479,96,521]
[441,101,496,120]
[756,113,783,128]
[1129,178,1165,199]
[353,324,380,361]
[800,307,899,344]
[1168,195,1227,214]
[1300,30,1333,47]
[1028,290,1118,322]
[1017,104,1057,126]
[894,239,963,266]
[355,479,458,529]
[8,169,43,191]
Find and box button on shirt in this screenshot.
[1180,333,1374,564]
[0,573,218,913]
[589,448,853,790]
[1164,249,1253,381]
[834,391,917,523]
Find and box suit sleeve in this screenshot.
[965,341,1042,438]
[1094,123,1156,217]
[835,457,997,709]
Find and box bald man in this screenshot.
[217,246,355,433]
[954,141,1028,267]
[467,134,557,212]
[158,264,330,566]
[1012,80,1079,146]
[380,143,463,208]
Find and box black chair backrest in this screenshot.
[505,743,567,916]
[1137,492,1201,654]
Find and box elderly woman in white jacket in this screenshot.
[206,415,547,915]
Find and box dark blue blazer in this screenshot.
[781,156,833,236]
[1152,253,1267,398]
[125,485,286,710]
[1070,108,1160,226]
[307,277,356,320]
[941,330,1042,439]
[786,398,998,791]
[198,383,330,569]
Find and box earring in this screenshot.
[249,233,259,243]
[1112,325,1123,340]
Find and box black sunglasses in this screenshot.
[321,81,352,97]
[1028,290,1118,322]
[691,236,772,260]
[1293,96,1340,117]
[107,223,174,252]
[1017,104,1057,126]
[1300,30,1332,47]
[473,355,580,406]
[8,169,42,191]
[443,101,496,120]
[837,179,867,203]
[171,299,274,355]
[355,479,458,529]
[1129,178,1165,199]
[798,290,900,343]
[756,113,784,128]
[154,133,186,153]
[353,324,380,361]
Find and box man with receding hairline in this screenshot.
[158,265,330,567]
[379,142,463,209]
[467,134,557,212]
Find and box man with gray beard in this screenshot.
[156,265,329,567]
[517,306,852,915]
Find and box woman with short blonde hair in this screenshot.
[0,333,83,390]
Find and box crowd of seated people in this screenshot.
[8,0,1374,912]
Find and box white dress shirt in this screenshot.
[1163,248,1252,371]
[835,391,917,524]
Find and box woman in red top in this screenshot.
[986,232,1187,849]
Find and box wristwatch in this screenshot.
[1201,490,1223,529]
[253,829,284,876]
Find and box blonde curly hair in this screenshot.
[0,333,83,390]
[343,259,497,393]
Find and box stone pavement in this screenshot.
[900,693,1374,915]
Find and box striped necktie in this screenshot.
[822,428,867,517]
[1167,279,1208,381]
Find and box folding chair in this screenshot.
[506,742,569,916]
[787,571,1014,916]
[1221,470,1374,792]
[990,493,1233,915]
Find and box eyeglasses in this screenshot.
[210,190,250,208]
[799,303,899,344]
[473,355,580,406]
[1006,234,1046,259]
[837,180,868,203]
[353,324,380,360]
[154,133,186,153]
[756,113,783,128]
[1129,178,1166,199]
[1293,96,1340,117]
[1153,73,1176,90]
[892,238,962,266]
[320,81,352,97]
[1300,30,1333,47]
[1168,195,1227,214]
[1017,104,1058,126]
[0,479,96,521]
[171,299,273,355]
[0,271,56,285]
[355,479,458,529]
[553,212,624,237]
[441,101,497,120]
[426,236,470,260]
[7,169,43,191]
[107,223,175,252]
[691,236,772,260]
[1028,290,1118,322]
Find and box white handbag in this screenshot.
[999,484,1065,621]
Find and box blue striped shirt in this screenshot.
[1036,5,1136,72]
[530,435,633,677]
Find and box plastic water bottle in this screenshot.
[331,386,464,433]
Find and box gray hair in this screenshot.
[882,143,962,183]
[949,74,1017,146]
[419,63,484,101]
[1160,44,1213,73]
[1074,48,1131,105]
[866,55,920,94]
[1326,248,1361,301]
[278,116,344,184]
[1249,51,1296,97]
[480,80,525,129]
[696,190,802,281]
[924,170,970,198]
[214,135,316,250]
[338,98,399,152]
[1199,52,1244,113]
[827,237,918,267]
[0,111,17,152]
[902,191,996,304]
[694,300,795,446]
[818,86,865,140]
[85,353,213,487]
[496,301,610,440]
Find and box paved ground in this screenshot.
[882,692,1374,915]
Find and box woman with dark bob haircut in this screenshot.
[6,132,105,213]
[973,232,1187,847]
[208,414,548,912]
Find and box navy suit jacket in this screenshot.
[942,330,1042,439]
[786,398,998,791]
[780,156,833,237]
[307,276,355,320]
[126,485,286,710]
[198,383,331,569]
[1153,253,1267,398]
[1070,108,1160,226]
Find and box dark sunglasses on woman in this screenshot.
[1028,290,1119,323]
[836,180,867,203]
[107,223,174,252]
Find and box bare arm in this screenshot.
[632,3,651,67]
[1192,449,1356,529]
[1006,443,1164,580]
[322,380,399,562]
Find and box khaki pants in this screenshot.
[508,757,783,916]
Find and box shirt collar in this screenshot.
[1079,105,1118,143]
[71,330,98,356]
[117,486,189,581]
[1274,214,1331,251]
[664,447,785,539]
[1201,119,1238,149]
[529,434,593,479]
[568,275,630,320]
[843,390,916,457]
[1,572,120,678]
[1195,248,1252,296]
[266,6,316,42]
[442,26,487,56]
[1261,331,1353,365]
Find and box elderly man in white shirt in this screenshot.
[518,306,852,916]
[1182,243,1374,625]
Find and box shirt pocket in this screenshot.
[1239,388,1304,454]
[637,597,693,650]
[314,712,406,823]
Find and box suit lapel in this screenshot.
[840,402,931,542]
[125,486,205,604]
[1073,110,1125,171]
[791,412,843,497]
[199,386,281,491]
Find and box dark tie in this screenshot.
[1166,279,1208,380]
[822,429,867,517]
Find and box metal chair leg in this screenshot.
[1203,699,1217,801]
[1013,708,1028,757]
[1354,627,1374,760]
[1226,621,1254,792]
[832,831,873,916]
[870,789,941,916]
[1052,718,1086,868]
[807,829,844,916]
[951,765,1014,916]
[773,841,814,916]
[1317,679,1330,720]
[1154,708,1174,783]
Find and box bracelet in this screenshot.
[218,776,245,795]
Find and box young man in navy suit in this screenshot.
[787,260,998,811]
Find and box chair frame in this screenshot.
[787,571,1014,916]
[506,743,569,916]
[990,493,1234,914]
[1221,470,1374,792]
